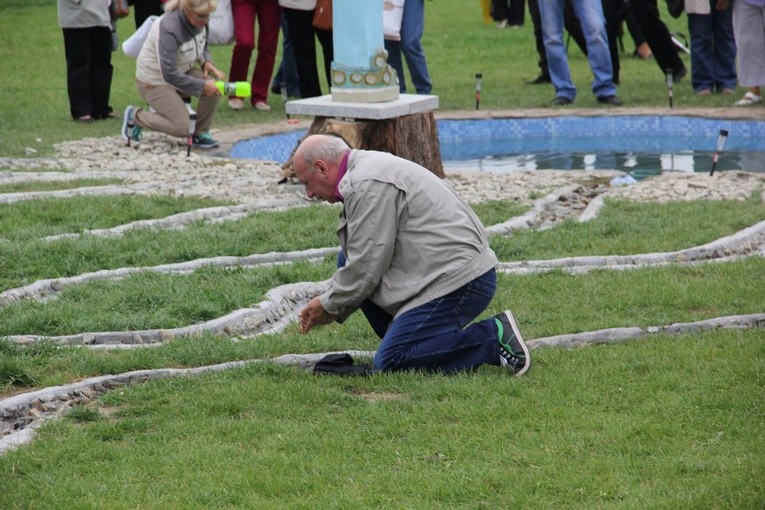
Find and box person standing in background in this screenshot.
[685,0,737,95]
[539,0,622,105]
[57,0,115,122]
[279,0,333,98]
[493,0,525,28]
[227,0,281,110]
[384,0,433,94]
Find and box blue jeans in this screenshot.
[337,252,500,373]
[383,0,432,94]
[687,0,737,93]
[539,0,616,100]
[271,11,300,97]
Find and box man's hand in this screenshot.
[299,297,339,333]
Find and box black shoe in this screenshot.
[597,95,623,106]
[495,310,531,376]
[526,74,551,85]
[551,96,573,106]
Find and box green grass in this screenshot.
[0,194,228,241]
[491,193,765,259]
[1,331,763,509]
[0,178,124,194]
[1,2,763,507]
[0,0,735,158]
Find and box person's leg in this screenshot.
[688,11,715,93]
[62,28,93,120]
[509,0,525,25]
[384,39,406,92]
[399,0,432,94]
[601,0,621,84]
[731,1,764,90]
[271,10,301,96]
[284,7,322,98]
[188,69,220,133]
[493,0,510,22]
[629,0,686,77]
[563,0,589,54]
[250,0,281,104]
[135,83,190,137]
[315,28,334,91]
[229,0,256,88]
[527,0,552,81]
[88,26,114,119]
[374,270,500,373]
[539,0,577,100]
[571,0,617,97]
[711,1,737,92]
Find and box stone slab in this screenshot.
[285,93,439,120]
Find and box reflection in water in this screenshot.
[443,150,765,178]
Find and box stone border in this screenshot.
[4,311,764,455]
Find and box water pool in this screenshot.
[230,115,765,176]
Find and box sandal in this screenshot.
[734,91,762,106]
[75,115,93,123]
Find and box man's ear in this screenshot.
[316,160,330,179]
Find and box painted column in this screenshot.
[331,0,399,102]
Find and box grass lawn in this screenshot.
[0,1,763,508]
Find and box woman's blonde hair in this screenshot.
[164,0,218,16]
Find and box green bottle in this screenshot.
[215,81,251,97]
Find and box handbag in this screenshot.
[122,15,158,58]
[383,0,404,41]
[110,0,130,19]
[665,0,684,18]
[312,0,332,30]
[208,0,234,45]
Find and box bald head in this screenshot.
[294,134,350,171]
[293,134,350,203]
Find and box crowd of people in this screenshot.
[56,0,763,141]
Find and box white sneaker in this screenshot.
[228,98,244,110]
[254,101,271,111]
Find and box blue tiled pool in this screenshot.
[230,116,765,174]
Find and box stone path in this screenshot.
[1,115,764,454]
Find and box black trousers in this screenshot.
[62,26,113,120]
[283,8,333,98]
[131,0,164,29]
[492,0,526,25]
[628,0,685,76]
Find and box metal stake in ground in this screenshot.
[475,73,482,110]
[709,129,729,176]
[187,111,197,157]
[665,68,674,109]
[280,82,290,119]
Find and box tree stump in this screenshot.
[280,111,444,181]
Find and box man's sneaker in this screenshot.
[192,132,219,149]
[495,310,531,376]
[121,105,137,142]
